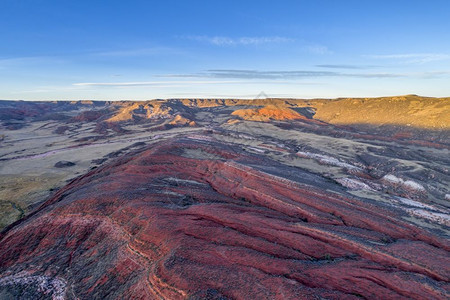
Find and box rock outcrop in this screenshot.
[1,137,448,299]
[232,105,307,121]
[169,115,196,126]
[54,161,76,168]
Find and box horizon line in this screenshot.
[2,94,450,102]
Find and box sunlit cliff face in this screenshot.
[103,96,450,129]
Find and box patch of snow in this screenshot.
[382,174,402,184]
[276,143,288,149]
[0,272,66,300]
[297,151,362,171]
[406,209,450,226]
[403,180,426,191]
[159,190,184,196]
[382,174,425,192]
[247,147,266,153]
[394,197,435,210]
[336,178,373,191]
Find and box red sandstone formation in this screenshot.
[0,138,449,299]
[169,115,197,127]
[231,105,307,121]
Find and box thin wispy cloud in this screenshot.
[364,53,450,64]
[305,45,333,55]
[316,64,379,70]
[70,70,450,92]
[73,80,242,87]
[417,71,450,78]
[354,73,402,78]
[163,69,450,80]
[184,35,294,46]
[163,69,407,80]
[0,56,65,67]
[93,47,183,57]
[200,70,337,79]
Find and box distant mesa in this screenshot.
[106,102,174,123]
[311,95,450,129]
[69,100,95,105]
[1,95,449,130]
[58,95,450,129]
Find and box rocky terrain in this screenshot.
[0,95,449,299]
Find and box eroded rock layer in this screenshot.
[0,137,448,299]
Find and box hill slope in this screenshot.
[0,138,448,299]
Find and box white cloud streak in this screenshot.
[364,53,450,64]
[71,70,450,90]
[185,35,294,46]
[162,69,450,80]
[0,56,65,67]
[305,45,333,55]
[93,47,184,57]
[73,80,242,87]
[163,69,401,79]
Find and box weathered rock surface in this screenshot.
[1,137,448,299]
[1,96,449,299]
[231,105,308,121]
[54,161,76,168]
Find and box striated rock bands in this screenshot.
[231,105,307,121]
[1,138,449,299]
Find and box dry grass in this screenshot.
[310,95,450,129]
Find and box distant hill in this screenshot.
[2,95,449,129]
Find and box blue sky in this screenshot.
[1,0,450,100]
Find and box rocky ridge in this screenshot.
[0,138,448,299]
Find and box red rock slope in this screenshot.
[231,105,307,121]
[0,137,449,299]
